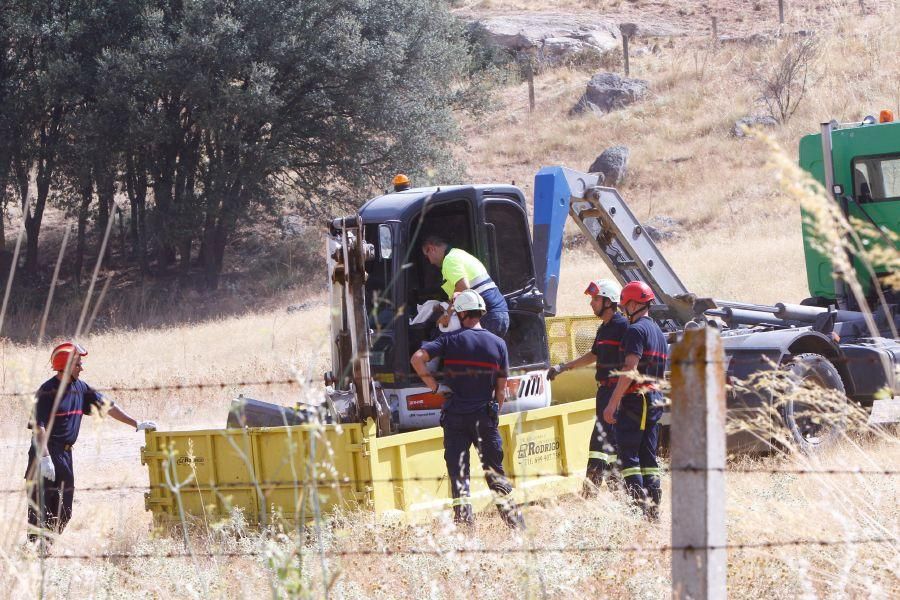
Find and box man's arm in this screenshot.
[562,351,597,372]
[34,426,50,457]
[603,353,640,424]
[453,278,470,293]
[108,405,138,429]
[494,377,507,409]
[410,349,440,393]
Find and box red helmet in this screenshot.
[51,342,87,371]
[620,281,655,305]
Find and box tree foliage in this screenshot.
[0,0,478,289]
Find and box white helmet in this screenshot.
[454,289,486,313]
[584,279,622,303]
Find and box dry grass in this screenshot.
[0,2,898,598]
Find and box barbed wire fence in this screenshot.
[1,327,895,599]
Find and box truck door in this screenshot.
[483,197,550,370]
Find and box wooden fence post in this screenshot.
[671,327,727,600]
[526,57,535,113]
[778,0,786,24]
[619,23,637,77]
[711,16,718,41]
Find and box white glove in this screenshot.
[39,455,56,482]
[136,421,157,432]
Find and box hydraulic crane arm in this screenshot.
[532,166,698,326]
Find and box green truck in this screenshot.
[799,114,899,306]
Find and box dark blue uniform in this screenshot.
[26,377,108,541]
[421,328,523,528]
[585,312,629,494]
[615,316,668,516]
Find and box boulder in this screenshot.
[572,73,649,115]
[588,145,630,186]
[731,115,778,137]
[279,214,306,238]
[643,215,682,243]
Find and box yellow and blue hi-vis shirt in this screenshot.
[441,248,507,313]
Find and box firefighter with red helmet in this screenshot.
[25,342,157,548]
[548,279,627,496]
[603,281,668,520]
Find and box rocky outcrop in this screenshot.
[731,115,778,137]
[469,14,619,66]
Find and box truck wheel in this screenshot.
[780,353,847,453]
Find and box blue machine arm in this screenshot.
[532,166,574,316]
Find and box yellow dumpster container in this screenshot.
[141,398,596,527]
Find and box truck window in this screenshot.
[485,199,535,295]
[852,154,900,203]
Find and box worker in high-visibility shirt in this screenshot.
[547,279,627,497]
[26,342,157,548]
[603,281,668,521]
[421,235,509,337]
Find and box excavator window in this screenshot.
[406,199,476,307]
[484,198,536,295]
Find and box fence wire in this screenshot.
[29,535,898,561]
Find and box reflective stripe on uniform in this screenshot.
[640,395,647,431]
[621,467,643,478]
[471,273,498,293]
[588,450,617,464]
[451,496,472,507]
[641,467,661,477]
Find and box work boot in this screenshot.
[624,479,647,515]
[646,487,662,522]
[605,470,622,493]
[495,495,526,530]
[582,467,603,499]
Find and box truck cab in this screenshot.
[328,184,552,431]
[798,116,900,307]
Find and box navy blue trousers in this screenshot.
[479,311,509,338]
[441,406,523,528]
[586,386,618,486]
[614,392,663,514]
[26,444,75,543]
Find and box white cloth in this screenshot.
[39,455,55,481]
[137,421,157,432]
[410,300,444,325]
[410,300,461,332]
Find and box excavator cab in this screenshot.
[327,184,552,432]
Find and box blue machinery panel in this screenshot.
[532,166,572,316]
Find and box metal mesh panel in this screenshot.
[545,315,599,364]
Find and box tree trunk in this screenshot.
[74,175,93,285]
[95,162,115,263]
[125,153,149,275]
[179,237,191,278]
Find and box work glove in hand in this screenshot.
[136,421,157,432]
[39,455,56,482]
[547,364,566,381]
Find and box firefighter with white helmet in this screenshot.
[548,279,628,496]
[410,290,524,529]
[25,342,157,549]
